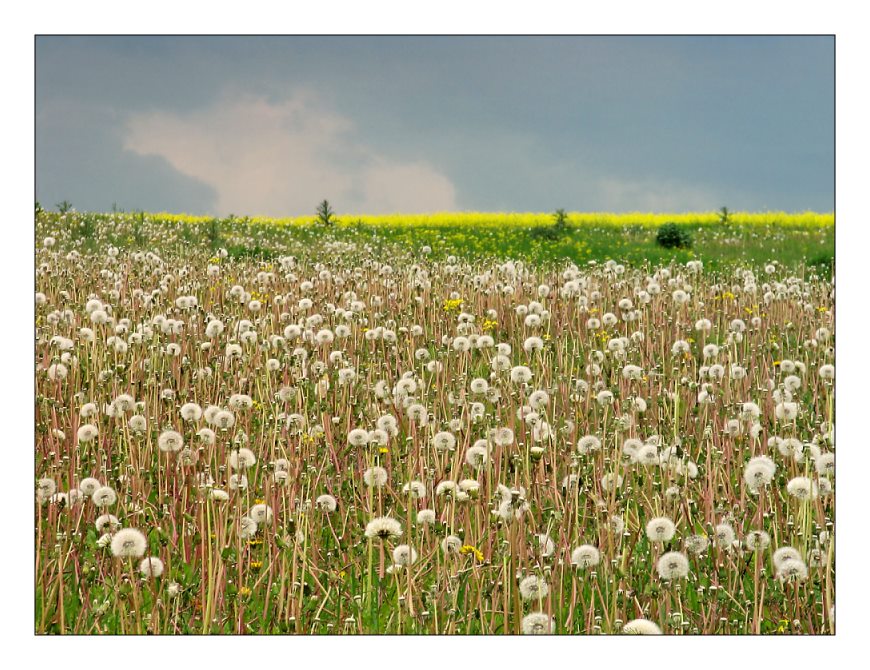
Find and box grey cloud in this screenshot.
[36,101,217,213]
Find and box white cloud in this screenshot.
[123,91,457,216]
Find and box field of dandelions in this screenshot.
[35,213,834,635]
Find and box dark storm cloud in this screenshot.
[36,36,834,215]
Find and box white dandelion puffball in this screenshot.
[518,575,549,601]
[229,448,257,470]
[491,427,515,446]
[92,485,117,508]
[815,452,835,475]
[745,530,771,552]
[458,479,480,495]
[578,435,602,455]
[646,517,676,543]
[528,389,550,409]
[249,503,274,525]
[392,544,418,566]
[786,476,819,500]
[228,474,248,491]
[77,424,99,443]
[95,514,120,533]
[365,516,403,540]
[522,612,555,635]
[465,444,489,468]
[684,534,709,555]
[180,402,203,422]
[129,415,147,432]
[239,517,258,540]
[714,523,736,549]
[347,428,369,447]
[510,365,533,384]
[139,556,164,578]
[111,528,148,558]
[363,466,389,488]
[157,430,184,453]
[634,444,659,466]
[37,477,57,502]
[773,546,803,568]
[621,438,642,459]
[432,431,456,452]
[436,480,458,497]
[416,509,437,525]
[470,377,489,394]
[315,494,337,513]
[775,402,799,421]
[571,545,601,569]
[623,619,662,635]
[402,481,427,499]
[407,403,429,425]
[776,557,809,582]
[744,458,776,490]
[656,551,690,580]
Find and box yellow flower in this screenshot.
[250,560,262,570]
[459,545,485,562]
[239,586,251,597]
[482,319,498,332]
[442,298,463,313]
[378,447,389,455]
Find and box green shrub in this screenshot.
[530,208,570,241]
[656,223,692,249]
[316,200,338,227]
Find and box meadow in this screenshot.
[35,210,834,635]
[35,208,834,271]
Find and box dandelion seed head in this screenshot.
[110,528,147,558]
[521,612,555,635]
[656,551,690,580]
[623,619,662,635]
[365,516,403,540]
[518,575,549,601]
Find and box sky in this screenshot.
[35,36,834,216]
